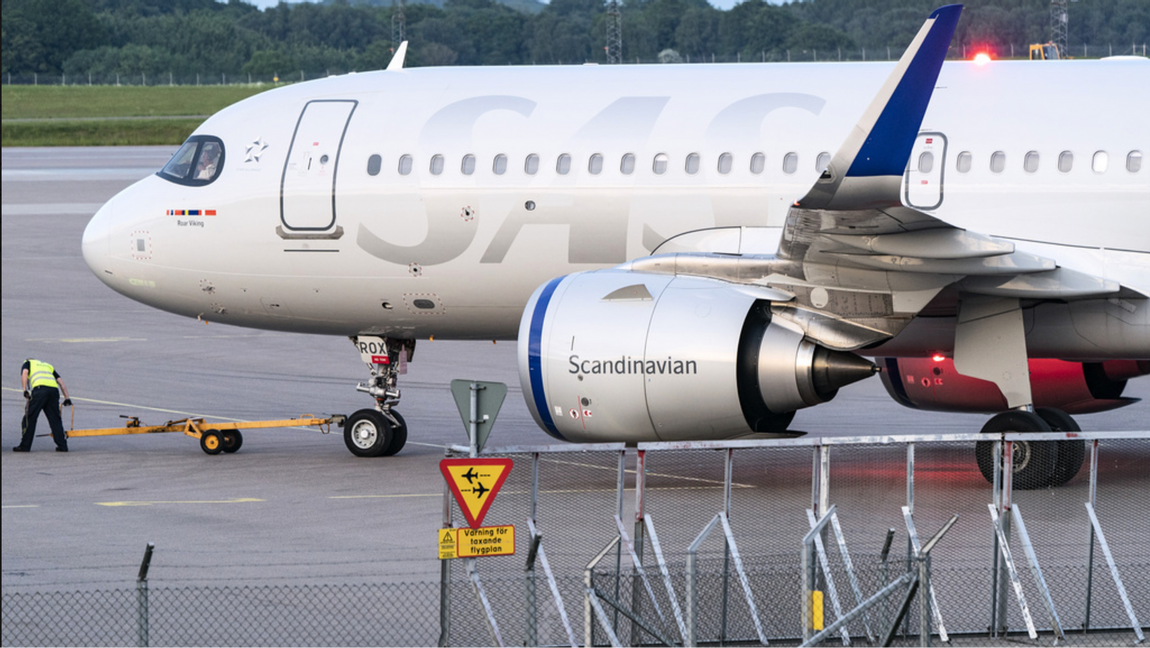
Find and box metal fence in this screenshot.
[3,43,1146,87]
[3,432,1147,647]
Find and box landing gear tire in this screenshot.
[344,409,393,457]
[1035,407,1085,487]
[381,410,407,457]
[975,411,1057,490]
[222,430,243,454]
[200,430,224,455]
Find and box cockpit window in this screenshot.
[158,135,225,186]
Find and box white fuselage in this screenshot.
[83,59,1150,354]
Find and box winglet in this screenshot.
[386,41,408,71]
[798,5,962,210]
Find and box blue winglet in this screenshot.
[847,5,962,178]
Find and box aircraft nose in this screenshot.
[82,197,115,284]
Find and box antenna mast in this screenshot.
[392,0,407,53]
[606,0,622,64]
[1050,0,1069,58]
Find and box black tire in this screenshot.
[975,411,1057,490]
[381,410,407,457]
[222,430,243,454]
[1035,408,1085,487]
[343,409,392,457]
[200,430,224,455]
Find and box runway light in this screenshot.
[973,52,992,66]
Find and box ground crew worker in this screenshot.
[14,359,72,452]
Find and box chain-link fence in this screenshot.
[3,42,1146,87]
[4,433,1147,646]
[2,582,440,647]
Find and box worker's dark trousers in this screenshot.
[19,386,67,451]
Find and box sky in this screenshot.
[241,0,761,12]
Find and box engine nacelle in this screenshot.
[519,271,877,443]
[879,356,1147,414]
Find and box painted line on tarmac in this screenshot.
[328,493,441,499]
[2,387,255,423]
[24,337,146,343]
[97,498,265,507]
[1,505,40,509]
[541,457,753,488]
[1,203,106,216]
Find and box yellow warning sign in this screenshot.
[458,525,515,558]
[438,528,457,560]
[439,458,513,528]
[437,525,516,559]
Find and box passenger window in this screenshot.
[750,153,765,174]
[718,153,733,174]
[461,154,476,175]
[685,153,700,175]
[1058,151,1073,173]
[956,151,972,173]
[430,155,444,175]
[1092,151,1109,173]
[158,135,226,186]
[918,152,934,174]
[783,152,798,174]
[620,153,635,175]
[990,151,1005,173]
[367,154,382,176]
[588,153,604,175]
[1024,151,1039,173]
[1128,151,1143,173]
[816,152,831,173]
[653,153,669,175]
[525,154,539,175]
[398,154,413,175]
[556,154,571,175]
[493,154,507,175]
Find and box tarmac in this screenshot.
[3,146,1148,594]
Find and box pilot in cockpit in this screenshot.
[196,143,222,180]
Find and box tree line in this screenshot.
[3,0,1147,80]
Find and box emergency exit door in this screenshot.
[280,100,357,231]
[903,132,947,210]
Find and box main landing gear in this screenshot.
[344,336,414,458]
[974,407,1086,490]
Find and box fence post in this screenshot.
[525,533,542,647]
[136,543,154,648]
[438,452,453,648]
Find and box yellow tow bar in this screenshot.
[65,413,346,455]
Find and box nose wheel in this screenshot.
[343,409,408,457]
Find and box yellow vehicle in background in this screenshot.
[1030,42,1062,60]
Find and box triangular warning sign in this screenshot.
[440,458,513,528]
[439,529,456,545]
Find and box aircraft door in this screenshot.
[280,100,358,232]
[904,132,946,210]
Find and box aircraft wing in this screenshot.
[633,4,1121,352]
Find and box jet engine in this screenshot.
[879,356,1147,414]
[518,271,877,443]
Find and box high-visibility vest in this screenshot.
[28,360,59,389]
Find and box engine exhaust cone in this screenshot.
[812,349,880,400]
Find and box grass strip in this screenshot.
[2,85,272,120]
[2,118,206,147]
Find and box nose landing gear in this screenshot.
[345,336,413,457]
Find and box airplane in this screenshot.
[81,4,1149,489]
[462,467,479,485]
[471,481,490,499]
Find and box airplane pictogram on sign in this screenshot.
[440,458,513,528]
